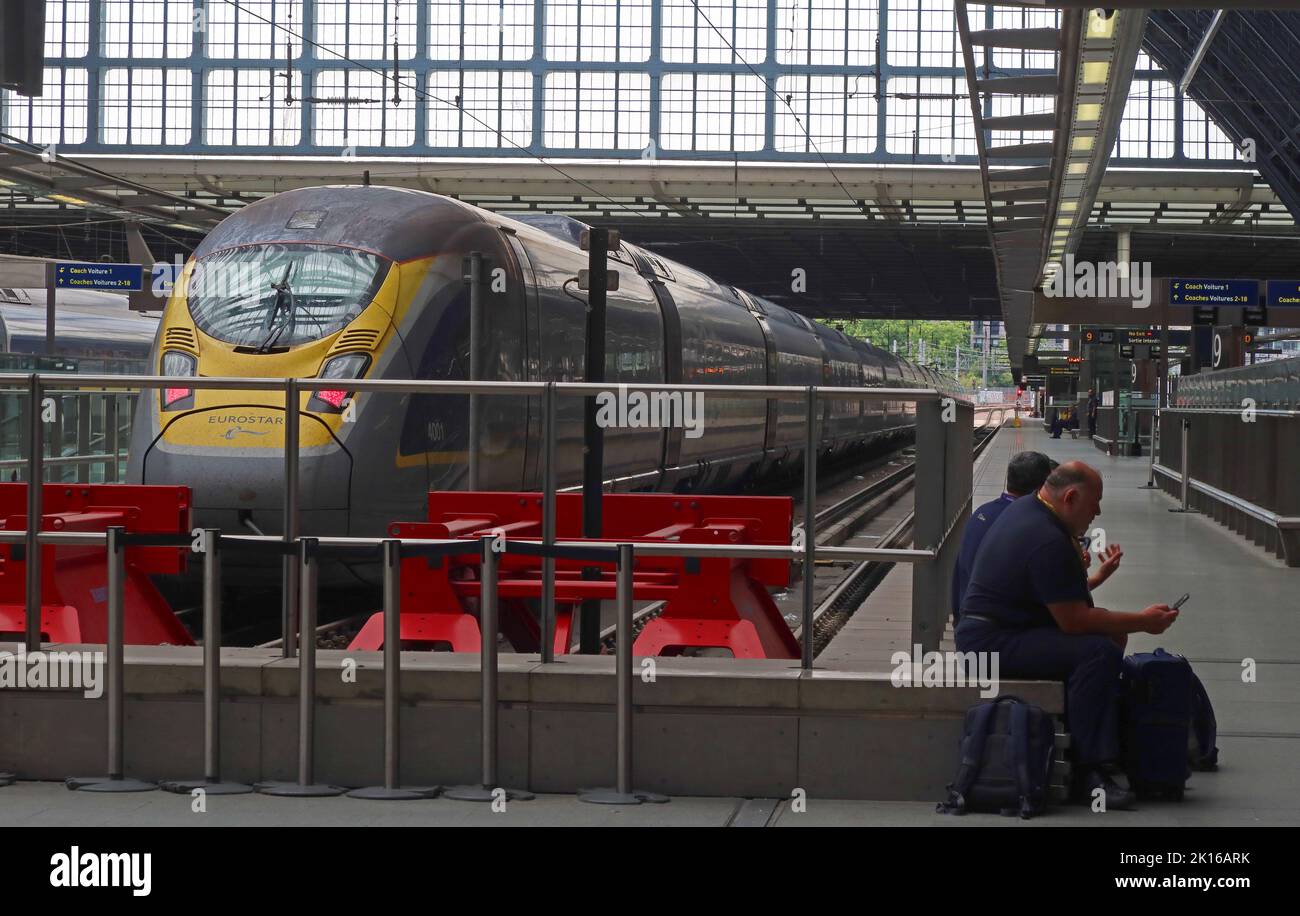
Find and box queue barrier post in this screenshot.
[349,538,442,800]
[258,538,345,797]
[67,526,158,792]
[578,543,668,805]
[161,530,254,795]
[444,534,534,802]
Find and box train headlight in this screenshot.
[160,350,196,410]
[309,352,370,413]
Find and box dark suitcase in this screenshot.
[1120,648,1193,800]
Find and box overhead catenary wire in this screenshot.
[685,0,873,222]
[216,0,658,225]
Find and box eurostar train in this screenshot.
[127,185,964,574]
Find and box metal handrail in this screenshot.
[6,371,975,660]
[1151,463,1300,530]
[1162,407,1300,418]
[0,527,939,563]
[0,372,963,403]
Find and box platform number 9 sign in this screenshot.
[1212,332,1223,369]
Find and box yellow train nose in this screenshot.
[145,407,352,516]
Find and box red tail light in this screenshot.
[309,352,370,414]
[315,388,348,410]
[160,350,197,411]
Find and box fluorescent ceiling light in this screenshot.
[1082,61,1110,85]
[1059,201,1079,212]
[1088,10,1117,40]
[0,178,17,188]
[1075,103,1102,122]
[1072,136,1095,152]
[1068,162,1089,175]
[47,193,89,206]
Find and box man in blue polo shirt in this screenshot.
[952,452,1125,626]
[956,461,1179,810]
[950,451,1055,625]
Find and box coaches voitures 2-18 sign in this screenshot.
[54,262,145,292]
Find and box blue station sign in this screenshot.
[1168,278,1257,307]
[54,262,145,292]
[1265,280,1300,308]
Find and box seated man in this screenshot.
[952,452,1125,627]
[950,450,1055,626]
[955,461,1178,810]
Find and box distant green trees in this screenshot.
[820,318,1015,388]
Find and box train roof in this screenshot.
[192,186,486,263]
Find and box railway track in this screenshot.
[798,415,1004,658]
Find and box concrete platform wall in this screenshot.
[0,644,1063,801]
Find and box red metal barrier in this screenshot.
[0,484,194,645]
[349,492,798,659]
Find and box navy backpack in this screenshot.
[937,696,1056,819]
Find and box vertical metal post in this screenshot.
[297,540,316,786]
[541,382,557,663]
[581,227,609,654]
[445,536,533,801]
[24,373,42,651]
[161,530,253,794]
[76,395,91,483]
[615,542,634,795]
[577,543,666,805]
[1180,418,1191,511]
[1143,409,1160,488]
[282,377,300,658]
[104,394,119,483]
[258,538,344,796]
[106,526,125,778]
[66,526,156,791]
[203,531,222,782]
[383,539,400,789]
[479,536,498,787]
[466,251,484,491]
[349,540,437,799]
[911,399,946,652]
[45,263,56,356]
[801,386,817,670]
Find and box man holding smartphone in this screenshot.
[956,461,1179,809]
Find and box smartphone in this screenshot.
[1172,593,1190,610]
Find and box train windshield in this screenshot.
[186,243,388,349]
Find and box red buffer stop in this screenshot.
[0,484,194,645]
[349,492,799,660]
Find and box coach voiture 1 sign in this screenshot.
[54,262,145,292]
[1168,278,1258,307]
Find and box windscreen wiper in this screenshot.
[255,263,327,352]
[256,265,295,353]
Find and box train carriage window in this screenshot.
[187,243,388,349]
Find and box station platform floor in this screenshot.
[1,423,1295,827]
